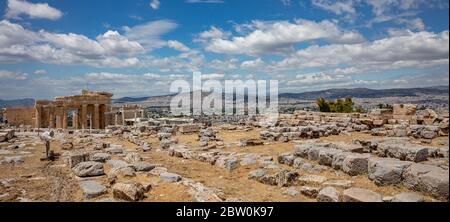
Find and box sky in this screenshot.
[0,0,449,99]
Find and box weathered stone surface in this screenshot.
[148,167,168,176]
[307,147,322,161]
[317,186,340,202]
[368,157,413,186]
[378,143,428,162]
[274,170,299,187]
[68,152,90,168]
[298,175,327,185]
[112,181,146,201]
[293,144,311,158]
[90,153,111,163]
[109,166,136,178]
[105,147,123,154]
[293,158,306,169]
[73,161,105,177]
[322,180,354,189]
[215,156,238,171]
[277,153,295,166]
[79,181,107,199]
[300,186,321,198]
[391,192,425,202]
[248,169,267,180]
[160,172,182,182]
[403,163,449,200]
[342,188,382,202]
[331,152,351,170]
[106,159,128,168]
[342,154,370,176]
[133,161,155,172]
[124,152,142,163]
[283,187,299,197]
[318,148,342,166]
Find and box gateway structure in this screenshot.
[35,90,113,129]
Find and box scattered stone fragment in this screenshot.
[317,186,340,202]
[112,181,146,201]
[72,161,105,177]
[300,186,321,198]
[79,181,107,199]
[342,188,382,202]
[391,192,425,202]
[322,180,354,189]
[160,172,182,182]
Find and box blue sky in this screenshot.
[0,0,448,99]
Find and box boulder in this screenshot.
[298,175,327,185]
[79,181,107,199]
[124,152,142,163]
[318,148,342,166]
[72,161,105,177]
[391,192,425,202]
[106,159,129,168]
[133,162,155,172]
[368,157,413,186]
[215,156,238,171]
[403,163,449,201]
[342,154,370,176]
[300,186,321,198]
[317,186,340,202]
[68,152,90,168]
[322,180,354,189]
[160,172,182,182]
[90,153,111,163]
[277,153,295,166]
[112,181,146,201]
[342,188,382,202]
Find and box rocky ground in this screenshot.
[0,126,448,202]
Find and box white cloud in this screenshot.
[150,0,161,9]
[5,0,63,20]
[167,40,190,52]
[123,20,178,50]
[0,70,28,80]
[201,73,225,79]
[34,69,47,75]
[240,58,265,69]
[203,19,365,56]
[274,30,449,70]
[312,0,356,16]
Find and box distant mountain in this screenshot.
[0,98,35,108]
[279,86,449,100]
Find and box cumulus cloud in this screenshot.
[0,70,28,80]
[0,20,184,68]
[123,20,178,50]
[34,69,47,75]
[150,0,160,9]
[273,30,449,71]
[167,40,190,52]
[5,0,63,20]
[203,19,365,56]
[312,0,356,16]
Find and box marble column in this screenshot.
[49,112,54,128]
[93,104,100,129]
[81,104,87,130]
[115,114,118,125]
[35,105,41,128]
[62,107,68,129]
[72,110,78,129]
